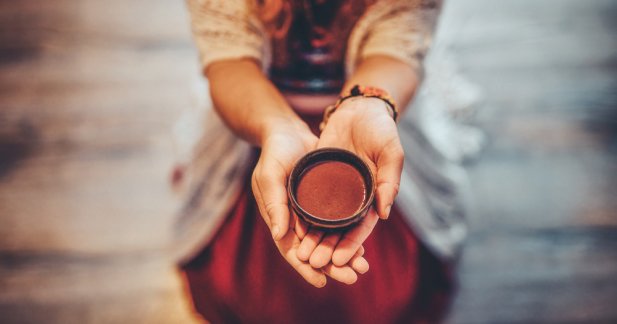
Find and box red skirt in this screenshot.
[181,178,454,323]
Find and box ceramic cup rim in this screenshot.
[287,147,376,229]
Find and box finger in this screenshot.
[289,257,328,288]
[253,161,290,241]
[375,139,404,219]
[277,231,327,288]
[357,245,365,257]
[322,263,358,285]
[296,227,325,261]
[350,254,369,275]
[293,212,310,240]
[332,209,379,266]
[251,170,271,228]
[309,233,341,269]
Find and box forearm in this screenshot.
[342,55,420,113]
[206,59,309,146]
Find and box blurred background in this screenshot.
[0,0,615,323]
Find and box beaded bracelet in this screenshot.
[319,85,399,131]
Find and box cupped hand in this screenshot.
[297,97,404,268]
[251,120,369,287]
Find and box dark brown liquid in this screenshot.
[296,161,365,220]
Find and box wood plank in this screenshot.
[0,0,615,322]
[449,227,617,323]
[0,0,200,322]
[443,0,617,322]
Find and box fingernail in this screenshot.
[356,258,370,274]
[272,225,280,240]
[316,276,327,288]
[384,204,392,219]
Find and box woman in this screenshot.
[173,0,469,322]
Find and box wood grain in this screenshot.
[0,0,615,323]
[0,0,200,322]
[442,0,617,323]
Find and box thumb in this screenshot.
[375,139,404,219]
[252,161,291,240]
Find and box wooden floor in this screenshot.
[442,1,617,323]
[0,0,615,323]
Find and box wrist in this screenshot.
[259,115,312,147]
[336,97,394,118]
[320,84,398,131]
[325,97,396,130]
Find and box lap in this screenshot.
[181,185,453,324]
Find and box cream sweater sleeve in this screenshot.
[346,0,442,76]
[186,0,269,71]
[187,0,439,77]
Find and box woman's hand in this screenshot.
[206,57,412,287]
[251,120,369,287]
[296,97,404,269]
